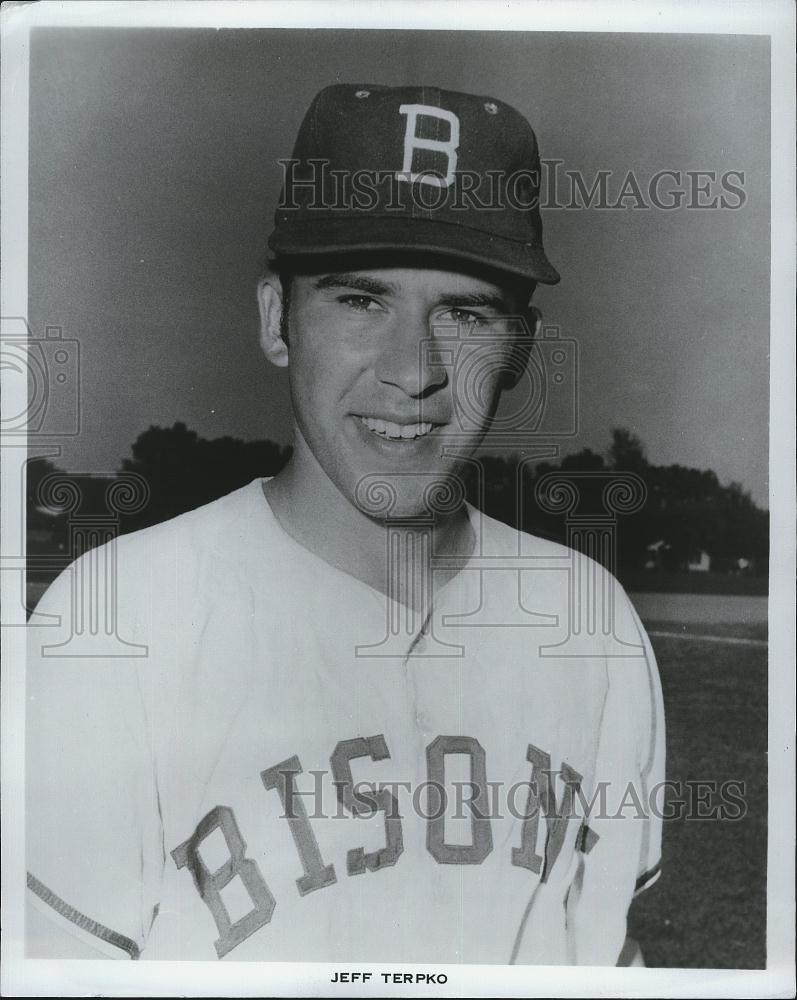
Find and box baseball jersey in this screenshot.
[26,477,664,964]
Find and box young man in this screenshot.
[26,84,664,964]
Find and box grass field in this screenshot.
[620,570,768,596]
[627,621,768,969]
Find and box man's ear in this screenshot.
[502,305,542,389]
[257,271,289,368]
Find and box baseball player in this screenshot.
[26,84,664,965]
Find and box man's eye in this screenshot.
[445,308,488,326]
[339,295,381,312]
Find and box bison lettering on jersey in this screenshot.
[171,734,593,958]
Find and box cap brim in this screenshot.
[268,217,560,285]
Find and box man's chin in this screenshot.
[351,472,468,523]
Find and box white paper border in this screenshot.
[2,1,794,997]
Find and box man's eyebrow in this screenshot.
[313,273,399,296]
[436,292,510,311]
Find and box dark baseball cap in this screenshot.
[268,84,560,284]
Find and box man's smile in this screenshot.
[358,415,435,440]
[350,414,445,455]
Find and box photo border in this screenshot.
[2,2,794,997]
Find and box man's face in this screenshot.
[281,263,532,519]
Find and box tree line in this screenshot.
[27,423,768,580]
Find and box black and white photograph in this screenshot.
[1,1,794,997]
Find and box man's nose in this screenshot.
[374,314,448,398]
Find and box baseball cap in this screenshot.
[268,84,560,284]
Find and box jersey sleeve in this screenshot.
[626,597,666,896]
[26,544,164,959]
[565,580,666,965]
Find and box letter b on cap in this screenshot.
[397,104,460,188]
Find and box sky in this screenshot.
[28,28,770,505]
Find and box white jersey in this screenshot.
[26,478,664,964]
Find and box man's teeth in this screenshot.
[360,416,434,439]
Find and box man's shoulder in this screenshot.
[470,504,643,624]
[93,477,268,571]
[34,479,270,616]
[117,477,266,552]
[470,504,589,561]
